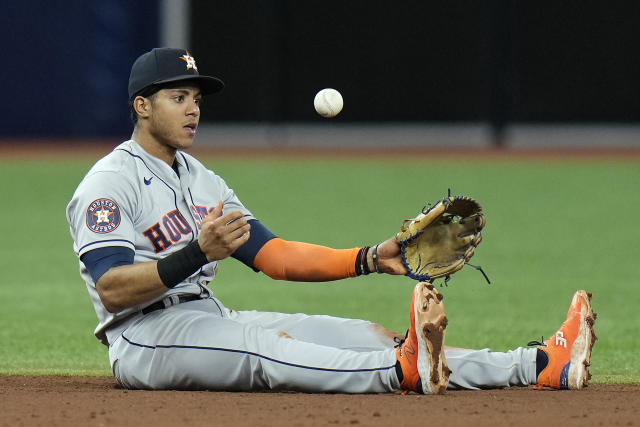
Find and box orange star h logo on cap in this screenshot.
[180,51,198,71]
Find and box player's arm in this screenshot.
[254,239,359,280]
[89,202,250,312]
[236,220,407,281]
[91,257,167,312]
[252,236,406,281]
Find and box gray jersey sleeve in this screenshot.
[67,170,138,258]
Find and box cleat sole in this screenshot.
[567,290,597,390]
[414,282,449,394]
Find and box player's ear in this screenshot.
[133,96,152,119]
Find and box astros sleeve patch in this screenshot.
[86,198,122,234]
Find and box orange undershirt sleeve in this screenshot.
[253,238,360,281]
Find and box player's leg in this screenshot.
[533,290,596,389]
[227,290,595,390]
[109,298,400,392]
[225,294,556,391]
[445,347,537,389]
[225,283,452,394]
[444,289,597,390]
[228,310,401,351]
[232,313,539,390]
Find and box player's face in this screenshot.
[147,85,202,151]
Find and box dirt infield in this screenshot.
[1,376,638,427]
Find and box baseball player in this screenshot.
[66,48,596,393]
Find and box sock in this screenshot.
[395,360,404,383]
[535,348,549,379]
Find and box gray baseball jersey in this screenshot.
[66,140,537,392]
[66,139,253,344]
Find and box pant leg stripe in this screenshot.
[121,334,395,373]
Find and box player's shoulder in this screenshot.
[82,141,139,182]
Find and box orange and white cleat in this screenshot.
[535,290,597,390]
[396,282,450,394]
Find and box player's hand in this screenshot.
[198,201,251,261]
[370,236,408,275]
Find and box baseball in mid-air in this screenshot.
[314,88,343,118]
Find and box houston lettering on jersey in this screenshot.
[190,204,212,229]
[143,209,194,253]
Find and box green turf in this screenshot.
[0,154,638,383]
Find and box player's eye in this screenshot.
[174,95,184,102]
[195,98,203,106]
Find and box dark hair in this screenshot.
[128,85,161,125]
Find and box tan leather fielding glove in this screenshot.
[396,196,485,282]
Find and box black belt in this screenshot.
[141,294,202,315]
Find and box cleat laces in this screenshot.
[394,331,409,348]
[527,336,547,347]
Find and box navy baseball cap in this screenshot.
[128,48,224,100]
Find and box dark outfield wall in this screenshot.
[1,2,638,137]
[1,1,157,137]
[192,1,640,124]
